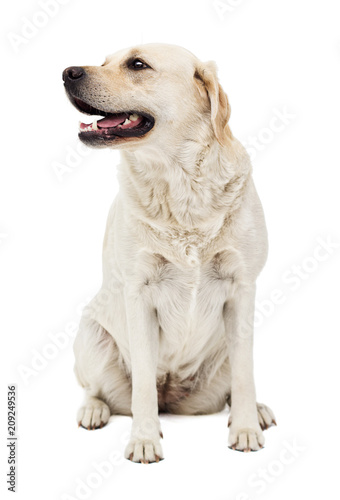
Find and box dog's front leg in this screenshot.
[124,288,163,463]
[225,283,264,452]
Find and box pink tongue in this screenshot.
[97,113,127,128]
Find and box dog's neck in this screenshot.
[117,136,251,234]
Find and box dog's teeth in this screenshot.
[129,114,139,121]
[92,120,98,131]
[80,124,93,132]
[123,118,131,125]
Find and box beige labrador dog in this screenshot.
[63,43,276,463]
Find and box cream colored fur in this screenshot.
[70,43,276,463]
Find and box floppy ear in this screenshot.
[194,61,232,145]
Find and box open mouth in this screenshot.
[69,95,155,141]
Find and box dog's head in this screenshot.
[63,43,231,150]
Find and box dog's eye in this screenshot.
[128,59,150,70]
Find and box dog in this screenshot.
[63,43,276,464]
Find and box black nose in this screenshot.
[62,66,85,82]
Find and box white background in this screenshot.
[1,0,340,498]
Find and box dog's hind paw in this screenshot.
[228,402,276,432]
[77,397,110,430]
[256,402,277,430]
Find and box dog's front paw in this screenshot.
[228,424,264,452]
[125,417,164,464]
[125,438,163,463]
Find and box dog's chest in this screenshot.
[145,252,236,350]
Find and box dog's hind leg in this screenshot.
[73,317,132,430]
